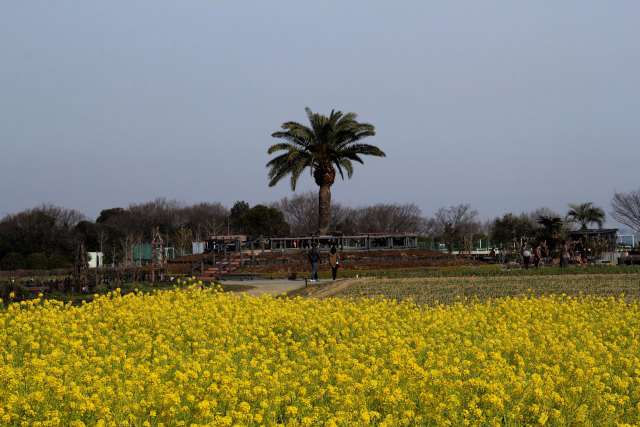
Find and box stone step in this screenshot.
[196,252,256,280]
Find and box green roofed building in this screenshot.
[133,244,176,265]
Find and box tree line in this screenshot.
[0,195,424,270]
[1,188,639,270]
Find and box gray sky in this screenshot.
[1,1,638,227]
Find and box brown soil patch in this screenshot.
[234,256,484,275]
[166,249,484,277]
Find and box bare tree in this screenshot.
[355,203,425,234]
[611,188,640,232]
[431,204,479,253]
[128,198,183,239]
[479,218,494,238]
[272,193,424,235]
[326,202,423,235]
[271,191,319,235]
[119,232,138,267]
[96,228,107,265]
[330,205,358,235]
[180,202,229,239]
[109,244,118,267]
[173,227,193,256]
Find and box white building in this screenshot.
[87,252,104,268]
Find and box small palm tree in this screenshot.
[566,202,606,230]
[536,215,564,250]
[536,215,564,233]
[267,107,385,232]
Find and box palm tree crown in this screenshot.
[267,107,385,232]
[566,202,606,230]
[537,215,564,233]
[536,215,564,250]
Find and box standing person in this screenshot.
[534,243,543,268]
[522,241,532,269]
[580,245,589,267]
[328,245,341,281]
[308,243,320,282]
[499,247,507,264]
[560,240,570,268]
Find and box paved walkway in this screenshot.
[221,278,312,297]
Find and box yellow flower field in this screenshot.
[1,282,640,426]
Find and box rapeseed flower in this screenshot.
[1,281,640,425]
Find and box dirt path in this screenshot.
[221,279,307,297]
[310,279,358,299]
[287,278,364,299]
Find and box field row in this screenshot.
[326,274,640,306]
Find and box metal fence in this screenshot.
[616,235,639,250]
[418,240,498,253]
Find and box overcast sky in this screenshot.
[1,1,638,228]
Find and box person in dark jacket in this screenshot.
[308,243,320,282]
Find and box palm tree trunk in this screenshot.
[318,185,331,233]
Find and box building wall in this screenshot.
[87,252,104,268]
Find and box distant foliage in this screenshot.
[1,252,26,271]
[242,204,290,237]
[47,254,72,270]
[229,201,250,234]
[0,204,84,266]
[490,213,535,248]
[25,253,48,270]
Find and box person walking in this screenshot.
[522,241,532,269]
[560,240,570,268]
[534,243,543,268]
[308,243,320,281]
[328,245,341,281]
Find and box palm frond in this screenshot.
[338,144,385,165]
[267,142,300,155]
[267,148,313,189]
[336,158,354,179]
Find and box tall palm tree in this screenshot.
[566,202,606,230]
[267,107,385,232]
